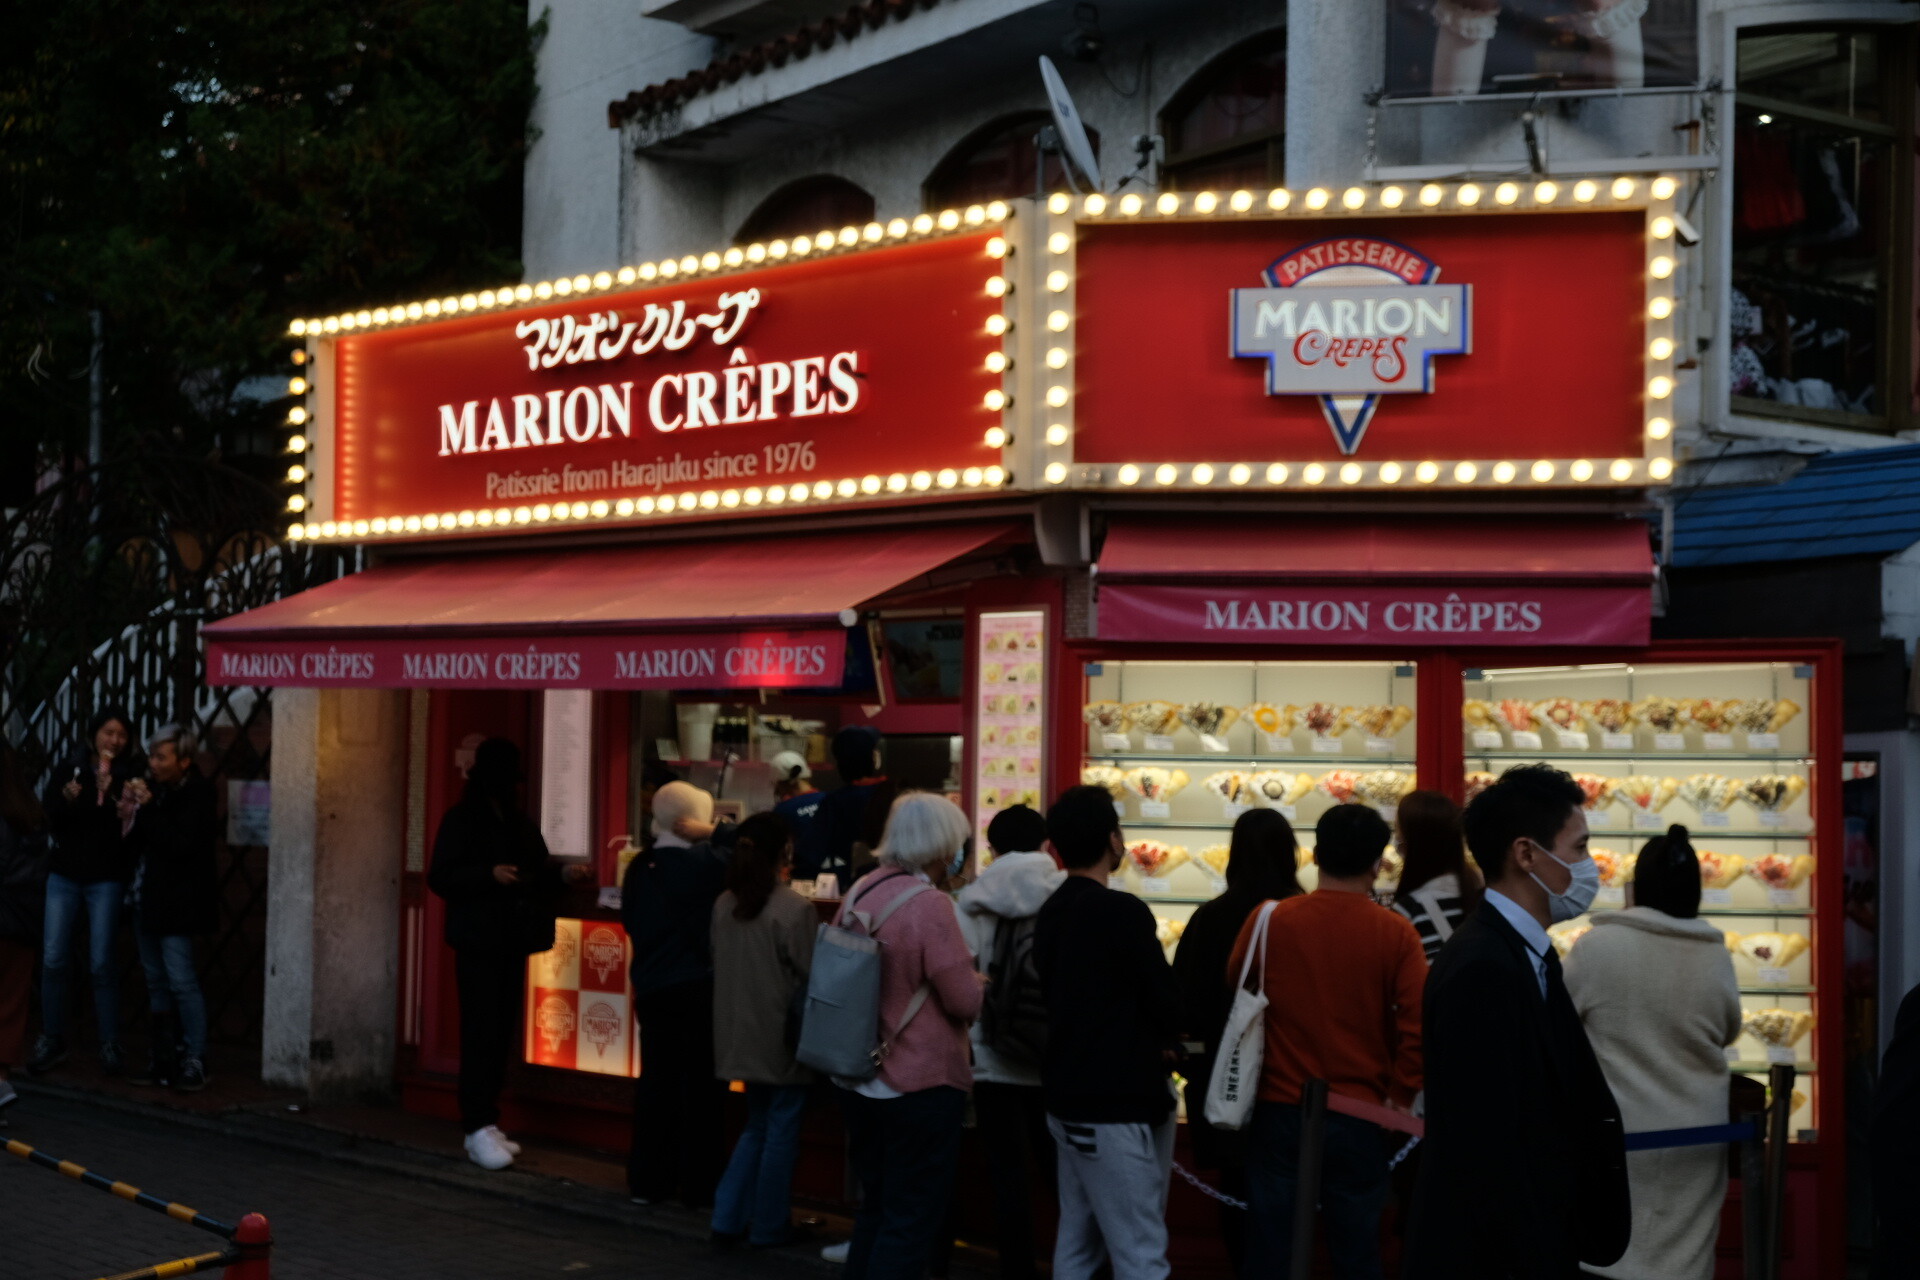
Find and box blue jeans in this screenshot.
[840,1085,967,1279]
[1243,1100,1390,1280]
[711,1083,809,1244]
[134,924,207,1059]
[41,874,124,1044]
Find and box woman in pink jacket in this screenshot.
[833,791,984,1280]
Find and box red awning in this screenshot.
[205,522,1016,689]
[1095,516,1653,647]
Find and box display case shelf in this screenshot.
[1729,1062,1815,1074]
[1466,750,1814,764]
[1583,828,1812,841]
[1088,752,1417,767]
[1739,985,1815,995]
[1119,818,1316,832]
[1695,905,1814,917]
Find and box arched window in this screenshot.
[735,175,875,245]
[925,112,1099,209]
[1161,30,1286,191]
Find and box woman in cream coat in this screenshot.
[1564,825,1742,1280]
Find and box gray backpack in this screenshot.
[795,873,933,1081]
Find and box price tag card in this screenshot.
[1470,730,1504,750]
[1725,1045,1743,1063]
[1702,733,1735,752]
[1277,805,1299,823]
[1113,800,1127,818]
[1311,736,1344,754]
[1631,811,1662,830]
[1139,876,1174,895]
[1589,809,1617,827]
[1222,801,1251,821]
[1552,730,1591,751]
[1139,800,1171,820]
[1757,966,1791,986]
[1364,737,1397,756]
[1765,1045,1798,1065]
[1601,732,1634,751]
[1205,871,1228,894]
[1144,734,1176,752]
[1697,811,1731,829]
[1653,733,1686,751]
[1200,733,1231,754]
[1510,731,1544,750]
[1747,733,1781,751]
[1374,805,1398,823]
[1757,811,1786,829]
[1594,886,1625,909]
[1261,732,1293,755]
[1768,888,1800,908]
[1101,732,1132,752]
[596,885,624,911]
[1701,887,1734,906]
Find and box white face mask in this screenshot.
[1531,845,1601,923]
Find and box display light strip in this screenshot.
[1035,177,1682,493]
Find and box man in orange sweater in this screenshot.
[1226,803,1425,1280]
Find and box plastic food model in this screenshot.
[1736,932,1810,967]
[1461,700,1498,730]
[1202,771,1250,804]
[1317,770,1363,804]
[1676,773,1741,812]
[1496,699,1539,732]
[1246,703,1299,737]
[1127,840,1190,877]
[1127,701,1182,737]
[1631,696,1684,732]
[1680,698,1731,732]
[1697,850,1748,888]
[1548,922,1591,957]
[1724,698,1802,734]
[1581,699,1633,733]
[1250,770,1314,807]
[1534,698,1582,732]
[1294,846,1317,869]
[1464,771,1497,801]
[1154,916,1188,952]
[1377,848,1404,885]
[1083,701,1130,732]
[1743,1008,1813,1048]
[1199,844,1232,875]
[1178,702,1241,738]
[1081,765,1128,799]
[1302,702,1352,737]
[1741,775,1807,812]
[1122,767,1189,802]
[1588,848,1623,887]
[1571,774,1616,810]
[1612,776,1678,813]
[1353,704,1415,737]
[1749,853,1815,890]
[1721,929,1741,952]
[1354,770,1417,807]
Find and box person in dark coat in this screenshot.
[1873,982,1920,1280]
[0,737,49,1111]
[622,779,730,1207]
[122,725,219,1092]
[1169,807,1299,1271]
[814,726,889,887]
[32,705,144,1076]
[428,737,587,1171]
[1405,763,1629,1279]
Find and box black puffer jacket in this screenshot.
[42,749,145,883]
[427,797,564,954]
[0,815,50,943]
[130,767,220,937]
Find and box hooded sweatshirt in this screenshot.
[955,851,1066,1086]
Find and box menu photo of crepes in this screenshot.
[975,611,1046,853]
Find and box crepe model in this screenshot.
[1126,701,1182,737]
[1697,850,1748,889]
[1464,771,1497,802]
[1318,770,1363,804]
[1127,840,1190,877]
[1741,775,1807,812]
[1461,700,1498,731]
[1198,844,1232,876]
[1294,846,1317,869]
[1202,771,1251,804]
[1378,848,1404,883]
[1676,773,1741,813]
[1154,916,1188,953]
[1580,699,1633,733]
[1612,776,1679,813]
[1736,932,1810,968]
[1630,696,1684,732]
[1178,702,1241,738]
[1749,853,1815,890]
[1534,698,1583,732]
[1724,698,1802,734]
[1679,698,1732,733]
[1083,701,1130,733]
[1353,704,1415,738]
[1588,849,1624,888]
[1721,930,1741,952]
[1301,702,1352,737]
[1250,770,1315,807]
[1354,770,1417,808]
[1742,1008,1813,1049]
[1123,767,1190,802]
[1786,1089,1808,1116]
[1548,922,1592,957]
[1081,765,1128,800]
[1601,850,1639,887]
[1246,703,1299,737]
[1496,699,1539,733]
[1570,774,1616,810]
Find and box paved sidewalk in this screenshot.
[1,1092,837,1280]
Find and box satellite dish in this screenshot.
[1039,56,1101,192]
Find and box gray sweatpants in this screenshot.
[1046,1113,1176,1280]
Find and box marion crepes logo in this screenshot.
[1231,237,1472,455]
[583,926,626,985]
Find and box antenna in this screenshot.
[1039,56,1102,193]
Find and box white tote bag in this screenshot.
[1203,899,1278,1130]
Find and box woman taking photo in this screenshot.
[1170,807,1300,1271]
[710,812,816,1249]
[1563,824,1741,1280]
[1389,790,1482,962]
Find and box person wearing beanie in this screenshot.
[428,738,589,1171]
[1564,825,1742,1280]
[814,726,891,887]
[769,752,827,881]
[622,779,731,1207]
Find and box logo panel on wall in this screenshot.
[1230,238,1470,455]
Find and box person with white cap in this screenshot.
[622,780,731,1208]
[769,752,825,882]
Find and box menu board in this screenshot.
[539,689,593,859]
[973,610,1047,855]
[524,918,638,1077]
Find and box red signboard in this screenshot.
[329,233,1001,524]
[1073,212,1648,464]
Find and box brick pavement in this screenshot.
[0,1093,838,1280]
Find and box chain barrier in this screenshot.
[1170,1159,1247,1210]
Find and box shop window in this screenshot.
[735,175,875,245]
[924,112,1096,208]
[1730,29,1894,428]
[1160,30,1286,191]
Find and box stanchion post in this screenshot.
[224,1213,272,1280]
[1738,1110,1766,1280]
[1763,1065,1794,1280]
[1290,1078,1329,1280]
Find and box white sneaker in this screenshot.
[820,1241,850,1263]
[464,1127,514,1170]
[483,1124,522,1155]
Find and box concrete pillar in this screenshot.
[1285,0,1384,190]
[264,687,407,1099]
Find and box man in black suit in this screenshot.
[1404,764,1629,1279]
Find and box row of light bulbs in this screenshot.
[1045,457,1672,488]
[1050,175,1678,220]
